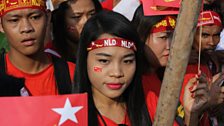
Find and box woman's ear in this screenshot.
[0,18,5,33]
[145,34,151,46]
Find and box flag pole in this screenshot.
[153,0,202,125]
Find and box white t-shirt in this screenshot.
[216,29,224,50]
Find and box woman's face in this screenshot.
[65,0,96,42]
[145,31,173,67]
[87,34,136,99]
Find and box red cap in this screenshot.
[197,11,222,27]
[0,0,46,16]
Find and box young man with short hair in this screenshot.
[0,0,75,96]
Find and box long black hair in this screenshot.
[74,10,152,126]
[51,0,102,62]
[132,5,179,79]
[132,5,171,75]
[132,5,171,72]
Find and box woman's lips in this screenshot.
[106,83,123,90]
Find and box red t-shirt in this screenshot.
[5,53,75,96]
[142,73,180,126]
[142,73,161,122]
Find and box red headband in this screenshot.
[0,0,46,16]
[151,16,176,33]
[197,11,222,27]
[87,38,137,51]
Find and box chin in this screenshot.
[160,61,168,67]
[107,92,123,99]
[21,48,42,56]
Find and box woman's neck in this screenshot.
[93,90,126,124]
[8,50,51,74]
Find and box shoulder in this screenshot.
[142,73,161,95]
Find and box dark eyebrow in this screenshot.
[72,12,83,15]
[95,52,135,58]
[123,53,135,58]
[5,10,42,17]
[72,9,96,15]
[214,33,221,36]
[28,10,42,15]
[95,53,112,57]
[88,9,96,13]
[5,13,21,18]
[201,32,210,36]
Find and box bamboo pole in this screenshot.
[153,0,202,125]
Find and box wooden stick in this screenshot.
[153,0,202,125]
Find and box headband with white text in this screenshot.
[87,38,137,51]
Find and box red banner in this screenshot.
[0,93,88,126]
[141,0,179,16]
[154,0,181,8]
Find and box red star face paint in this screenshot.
[94,66,102,72]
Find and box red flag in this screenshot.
[101,0,114,10]
[141,0,203,16]
[0,93,88,126]
[141,0,179,16]
[154,0,181,8]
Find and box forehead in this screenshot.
[199,25,222,34]
[88,46,135,57]
[97,33,119,40]
[3,8,43,17]
[151,31,172,36]
[68,0,95,12]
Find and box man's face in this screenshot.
[1,8,48,56]
[193,25,222,52]
[65,0,96,42]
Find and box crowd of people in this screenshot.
[0,0,224,125]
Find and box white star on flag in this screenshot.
[52,98,83,126]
